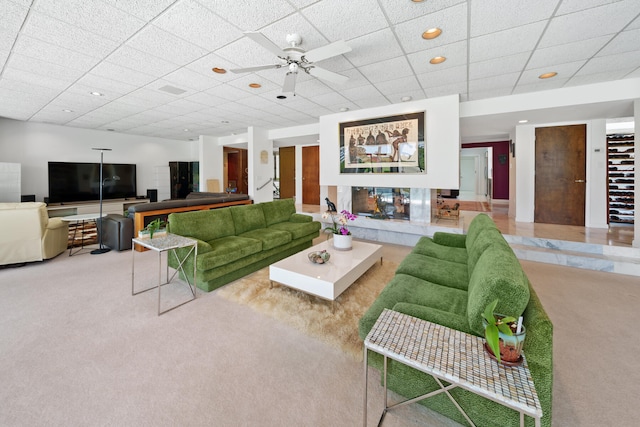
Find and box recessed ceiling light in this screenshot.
[518,119,529,124]
[412,0,425,2]
[62,109,74,113]
[221,120,229,124]
[422,28,442,40]
[539,72,557,79]
[212,67,227,74]
[401,96,412,102]
[90,91,104,96]
[276,95,287,99]
[107,128,115,131]
[430,56,446,64]
[340,107,349,112]
[249,83,261,88]
[183,128,190,132]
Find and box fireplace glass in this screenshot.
[352,187,410,220]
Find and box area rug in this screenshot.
[216,260,399,360]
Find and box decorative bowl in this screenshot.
[308,250,330,264]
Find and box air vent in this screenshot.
[158,85,187,95]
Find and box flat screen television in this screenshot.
[48,162,137,204]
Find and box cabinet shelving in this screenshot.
[607,134,635,225]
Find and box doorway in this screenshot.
[224,147,248,194]
[534,124,586,226]
[459,156,477,196]
[302,146,320,205]
[279,146,295,200]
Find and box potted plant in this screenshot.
[140,218,166,239]
[322,209,357,250]
[482,298,526,365]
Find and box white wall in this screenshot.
[247,126,273,204]
[319,94,460,189]
[515,120,608,227]
[0,118,197,202]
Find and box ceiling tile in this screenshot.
[354,96,391,109]
[0,76,62,98]
[2,67,72,91]
[416,64,467,89]
[290,78,334,98]
[469,72,520,94]
[556,0,628,15]
[374,76,423,97]
[75,74,138,96]
[204,83,255,102]
[344,28,403,67]
[424,82,467,99]
[183,91,230,107]
[0,50,9,70]
[519,60,585,84]
[12,35,101,71]
[215,37,282,69]
[197,0,294,31]
[22,11,119,58]
[6,52,88,83]
[260,12,327,52]
[339,85,383,102]
[33,0,146,43]
[527,36,610,69]
[125,25,208,65]
[90,61,158,87]
[470,0,558,37]
[302,0,388,41]
[101,0,177,21]
[539,1,640,48]
[379,0,466,25]
[225,74,282,95]
[576,50,640,76]
[470,21,546,62]
[153,0,242,51]
[407,40,467,73]
[106,45,180,77]
[470,52,530,80]
[320,68,369,91]
[0,1,28,52]
[153,99,206,115]
[163,67,223,92]
[393,3,467,53]
[598,28,640,56]
[513,77,569,94]
[467,87,513,100]
[566,69,632,87]
[359,56,414,83]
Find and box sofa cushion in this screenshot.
[197,236,262,270]
[230,204,267,234]
[412,236,468,264]
[168,208,235,241]
[268,221,321,240]
[464,213,498,250]
[466,245,530,335]
[396,253,468,290]
[467,227,510,274]
[238,228,291,250]
[261,198,296,226]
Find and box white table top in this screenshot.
[269,239,383,300]
[60,213,106,221]
[365,309,543,420]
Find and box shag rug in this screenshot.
[216,260,399,360]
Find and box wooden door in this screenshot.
[279,146,295,200]
[534,124,586,226]
[302,145,320,205]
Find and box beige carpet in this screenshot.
[217,260,399,360]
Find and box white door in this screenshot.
[460,157,476,193]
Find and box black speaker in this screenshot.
[21,194,36,202]
[146,189,158,203]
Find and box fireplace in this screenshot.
[351,187,410,220]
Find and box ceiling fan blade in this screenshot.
[303,40,351,63]
[244,31,286,57]
[230,64,283,73]
[282,72,297,93]
[307,67,349,85]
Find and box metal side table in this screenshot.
[363,309,542,427]
[131,233,197,315]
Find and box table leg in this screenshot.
[158,250,162,315]
[363,346,368,427]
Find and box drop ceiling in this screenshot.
[1,0,639,143]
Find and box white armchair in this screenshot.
[0,202,69,266]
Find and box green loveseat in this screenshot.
[167,198,321,292]
[359,214,553,427]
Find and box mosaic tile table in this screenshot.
[363,309,542,427]
[131,233,197,315]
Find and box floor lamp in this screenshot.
[91,148,114,255]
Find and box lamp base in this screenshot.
[90,247,111,255]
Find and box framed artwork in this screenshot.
[339,112,425,174]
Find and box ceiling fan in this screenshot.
[230,32,352,94]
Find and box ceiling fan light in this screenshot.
[422,28,442,40]
[430,56,446,64]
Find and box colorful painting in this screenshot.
[339,112,425,174]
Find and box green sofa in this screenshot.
[167,198,321,292]
[359,214,553,427]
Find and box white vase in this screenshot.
[332,233,352,251]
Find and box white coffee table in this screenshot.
[269,239,383,302]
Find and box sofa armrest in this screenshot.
[46,217,67,231]
[289,213,312,223]
[432,231,467,248]
[193,238,213,254]
[391,303,473,335]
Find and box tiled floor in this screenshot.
[301,202,635,248]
